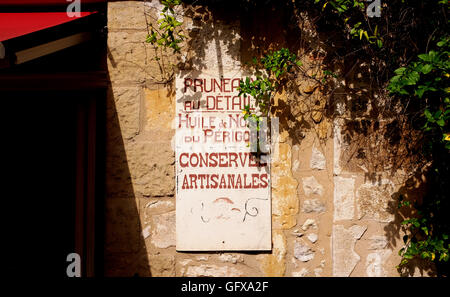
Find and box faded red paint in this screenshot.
[213,197,234,204]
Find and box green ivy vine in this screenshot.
[146,0,186,53]
[314,0,383,47]
[239,48,302,126]
[389,35,450,271]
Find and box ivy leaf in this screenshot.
[394,67,406,75]
[409,71,420,83]
[377,39,383,48]
[418,53,431,62]
[437,39,447,47]
[415,87,426,98]
[422,64,433,74]
[424,109,434,121]
[434,110,442,119]
[363,31,369,41]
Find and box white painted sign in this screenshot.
[175,70,271,251]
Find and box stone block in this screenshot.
[140,198,175,227]
[150,211,176,248]
[333,176,355,221]
[189,20,241,72]
[356,180,395,222]
[302,198,326,213]
[307,233,318,243]
[257,231,286,276]
[107,60,147,84]
[368,235,388,250]
[149,254,175,276]
[365,250,391,277]
[105,198,141,254]
[108,31,148,65]
[310,146,326,170]
[294,240,315,262]
[302,176,324,197]
[272,143,299,229]
[180,264,243,277]
[291,268,309,277]
[105,142,136,198]
[144,88,175,132]
[108,1,147,30]
[332,225,367,276]
[107,86,141,140]
[218,254,244,264]
[301,219,317,231]
[127,140,175,197]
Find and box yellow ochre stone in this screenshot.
[144,88,174,131]
[257,230,286,276]
[272,143,299,229]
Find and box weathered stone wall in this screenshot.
[105,0,428,277]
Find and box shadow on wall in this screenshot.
[182,1,319,146]
[180,2,240,78]
[180,1,354,147]
[384,170,437,277]
[335,117,439,276]
[240,1,310,147]
[104,80,151,276]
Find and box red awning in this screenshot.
[0,12,96,42]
